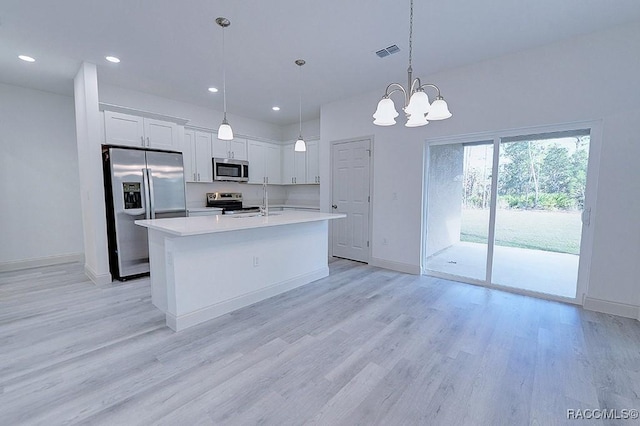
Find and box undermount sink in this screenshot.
[231,212,281,218]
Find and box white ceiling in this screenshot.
[2,0,640,126]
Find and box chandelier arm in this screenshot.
[410,77,422,95]
[385,83,409,106]
[418,83,443,97]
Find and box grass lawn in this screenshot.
[461,208,582,255]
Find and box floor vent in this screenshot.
[376,45,400,58]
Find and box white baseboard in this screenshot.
[84,264,113,287]
[167,267,330,331]
[370,257,420,275]
[583,296,640,320]
[0,253,84,272]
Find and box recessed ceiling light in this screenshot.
[272,106,280,111]
[18,55,35,63]
[208,87,219,93]
[105,56,120,63]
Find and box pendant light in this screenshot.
[294,59,306,152]
[373,0,452,127]
[216,17,233,140]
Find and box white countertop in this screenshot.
[135,210,345,236]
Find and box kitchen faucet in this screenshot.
[260,182,269,216]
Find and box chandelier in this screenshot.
[373,0,452,127]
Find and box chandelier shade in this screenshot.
[372,98,399,126]
[425,97,452,120]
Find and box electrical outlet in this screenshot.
[253,256,259,267]
[382,238,388,245]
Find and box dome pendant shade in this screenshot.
[218,119,234,140]
[294,137,306,152]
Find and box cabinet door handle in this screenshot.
[193,173,196,181]
[197,173,201,181]
[140,136,145,147]
[146,136,150,146]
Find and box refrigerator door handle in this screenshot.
[142,168,152,219]
[147,168,156,219]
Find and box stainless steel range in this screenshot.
[206,192,261,215]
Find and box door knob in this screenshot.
[332,204,337,209]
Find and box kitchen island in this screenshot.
[135,210,345,331]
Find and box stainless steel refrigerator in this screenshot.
[103,146,187,280]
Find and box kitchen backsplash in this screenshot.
[186,182,320,208]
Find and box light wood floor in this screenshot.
[1,260,639,425]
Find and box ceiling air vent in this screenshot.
[375,45,400,58]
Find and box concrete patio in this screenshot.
[426,241,579,298]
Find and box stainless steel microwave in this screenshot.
[212,158,249,182]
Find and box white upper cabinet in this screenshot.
[183,129,214,183]
[247,140,266,184]
[305,139,320,184]
[183,129,196,182]
[195,131,213,182]
[281,142,307,184]
[104,111,179,150]
[265,143,281,185]
[247,140,281,184]
[143,118,179,151]
[213,138,247,160]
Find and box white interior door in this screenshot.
[331,139,371,262]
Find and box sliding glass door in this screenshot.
[424,128,593,300]
[425,142,492,282]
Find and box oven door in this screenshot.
[213,158,249,182]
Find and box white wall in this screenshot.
[99,84,283,142]
[320,22,640,316]
[281,118,321,141]
[0,83,84,269]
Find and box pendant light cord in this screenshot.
[222,26,227,119]
[299,64,302,135]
